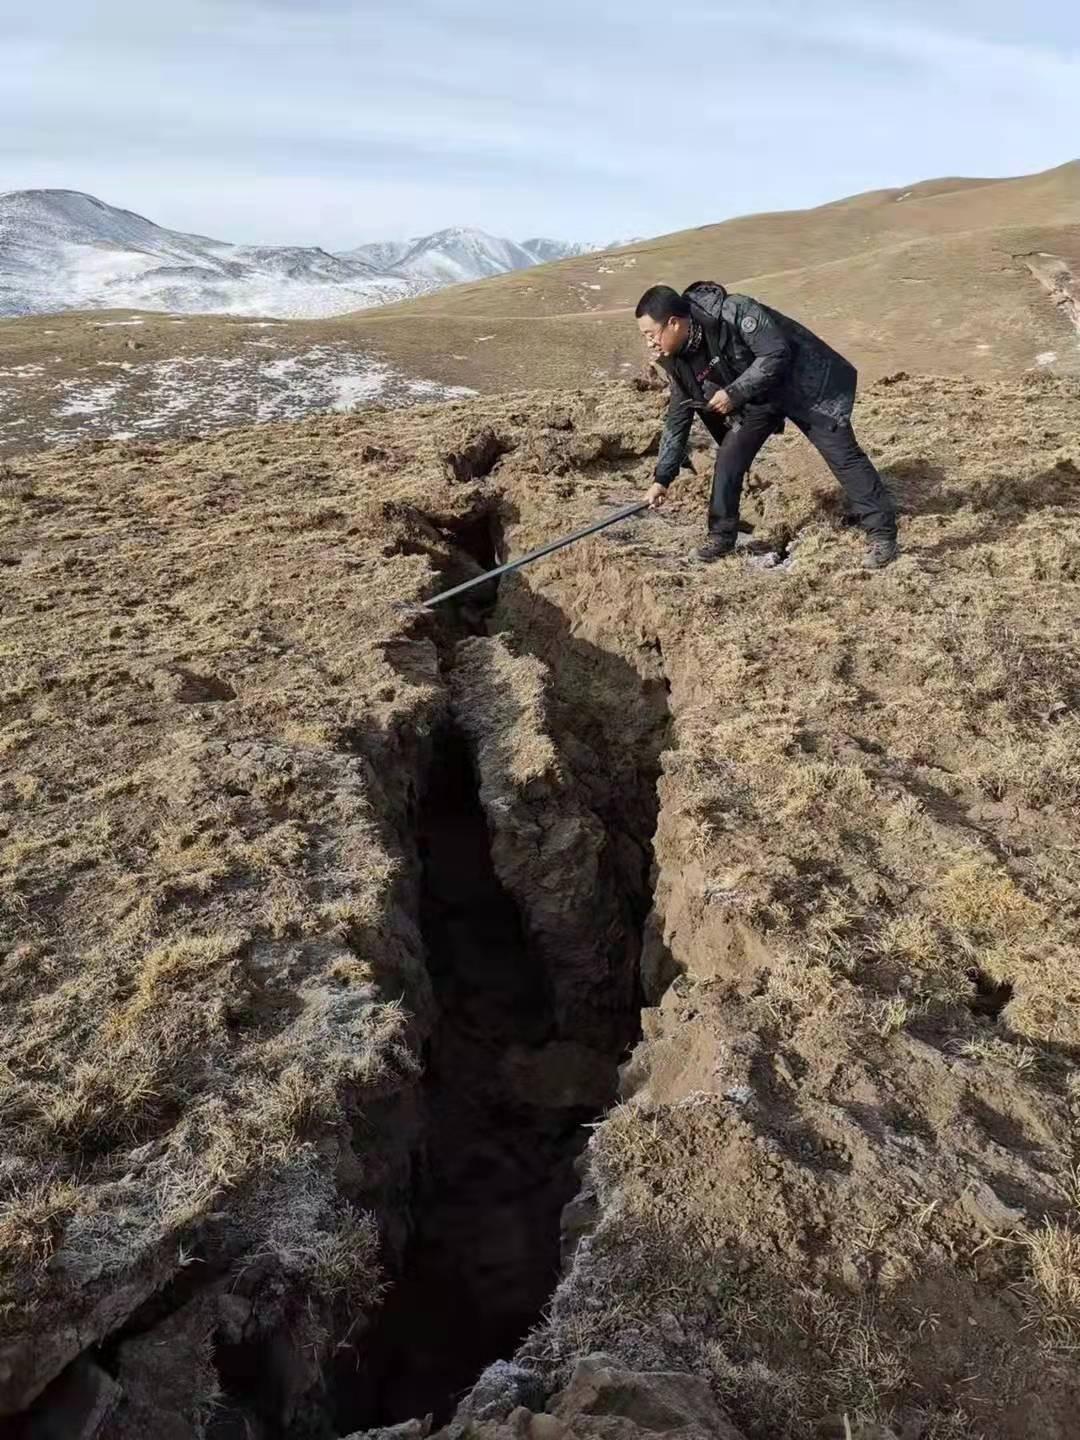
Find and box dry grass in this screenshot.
[0,401,494,1398]
[451,635,558,788]
[1,367,1078,1431]
[1020,1220,1080,1352]
[477,369,1080,1439]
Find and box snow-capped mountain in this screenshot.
[340,229,585,284]
[0,191,637,320]
[343,232,642,276]
[338,239,416,272]
[522,236,643,262]
[0,190,423,319]
[389,228,540,286]
[521,238,597,263]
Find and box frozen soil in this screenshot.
[2,371,1079,1439]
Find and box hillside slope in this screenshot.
[342,161,1080,389]
[1,164,1076,456]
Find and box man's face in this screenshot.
[637,312,687,358]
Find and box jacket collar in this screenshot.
[679,317,704,357]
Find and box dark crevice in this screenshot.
[967,968,1014,1020]
[442,429,514,485]
[440,507,502,572]
[425,505,506,631]
[329,547,668,1431]
[211,1334,284,1433]
[334,723,642,1430]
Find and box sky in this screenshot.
[1,0,1078,249]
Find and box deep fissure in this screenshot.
[337,699,657,1429]
[336,545,669,1431]
[13,523,668,1440]
[335,728,594,1426]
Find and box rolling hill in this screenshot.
[340,160,1080,393]
[1,162,1076,455]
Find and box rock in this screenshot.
[550,1354,747,1437]
[0,1263,171,1414]
[461,1361,548,1423]
[526,1416,571,1440]
[960,1181,1026,1235]
[105,1296,219,1440]
[21,1358,120,1440]
[343,1421,432,1440]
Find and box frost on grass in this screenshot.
[15,341,477,447]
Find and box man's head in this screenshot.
[635,285,691,358]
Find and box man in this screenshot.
[636,282,898,568]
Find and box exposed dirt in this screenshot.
[2,370,1080,1439]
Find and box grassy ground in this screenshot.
[2,368,1079,1437]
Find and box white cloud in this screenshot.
[1,0,1076,247]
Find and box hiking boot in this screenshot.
[695,532,738,562]
[863,536,899,570]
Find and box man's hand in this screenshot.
[707,389,736,415]
[646,482,668,510]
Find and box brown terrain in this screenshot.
[2,356,1079,1439]
[1,162,1078,455]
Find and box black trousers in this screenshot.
[709,407,897,540]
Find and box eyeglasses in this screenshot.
[640,320,672,349]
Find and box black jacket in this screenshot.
[654,281,858,487]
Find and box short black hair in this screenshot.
[635,285,690,323]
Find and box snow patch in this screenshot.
[57,380,122,416]
[327,370,392,411]
[14,339,477,450]
[0,363,46,379]
[1035,351,1058,367]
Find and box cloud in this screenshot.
[2,0,1076,247]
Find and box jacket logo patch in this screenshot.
[741,316,758,334]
